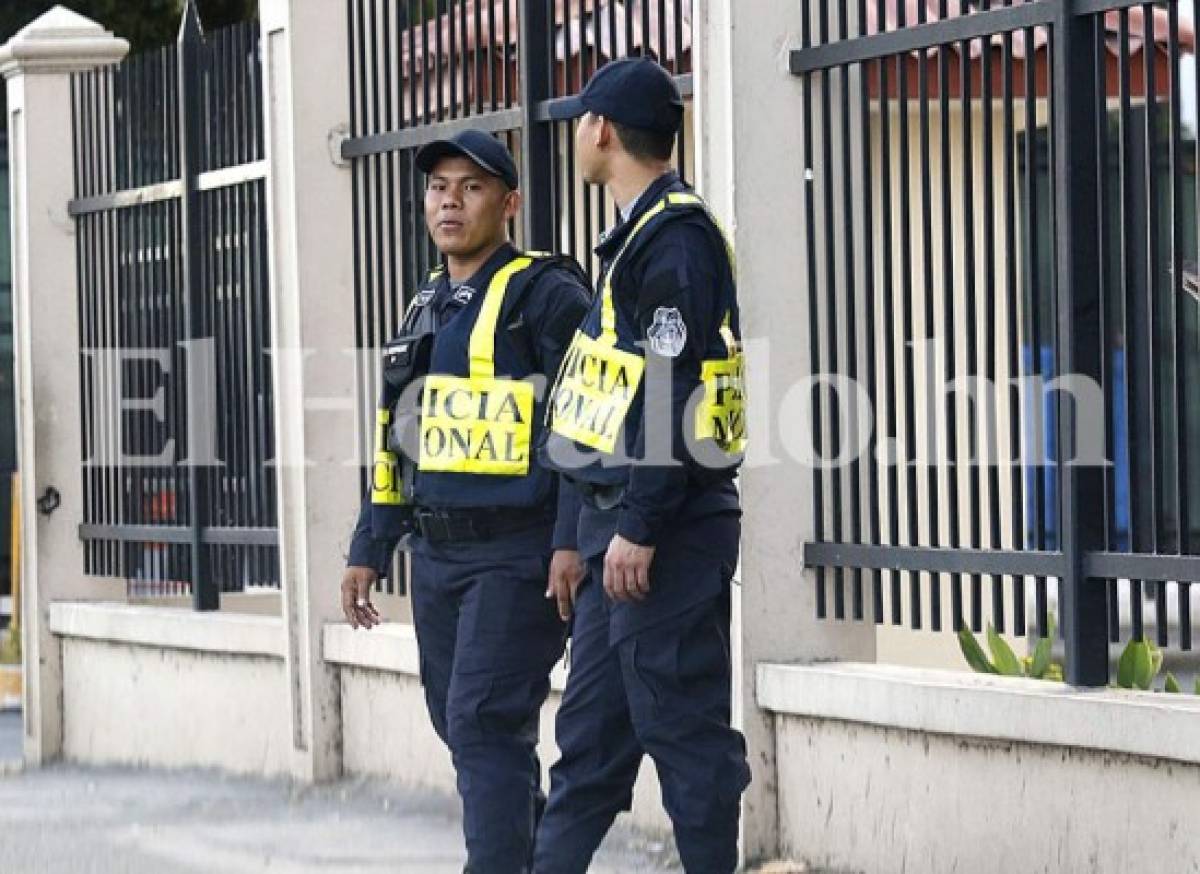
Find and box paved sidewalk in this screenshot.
[0,713,681,873]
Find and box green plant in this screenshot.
[957,624,1063,681]
[0,624,18,666]
[1115,638,1164,691]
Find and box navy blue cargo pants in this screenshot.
[532,530,751,874]
[410,529,567,874]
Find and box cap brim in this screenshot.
[415,140,507,183]
[546,95,587,122]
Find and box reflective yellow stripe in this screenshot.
[415,253,538,476]
[599,201,668,343]
[370,408,405,504]
[668,191,737,274]
[467,256,532,379]
[599,192,736,345]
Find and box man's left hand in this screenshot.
[603,534,655,602]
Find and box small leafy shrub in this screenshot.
[1115,638,1200,695]
[957,624,1063,682]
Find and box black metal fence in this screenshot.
[343,0,694,592]
[794,0,1200,682]
[69,8,278,609]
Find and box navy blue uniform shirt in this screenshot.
[348,244,590,573]
[544,172,742,560]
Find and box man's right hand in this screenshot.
[546,549,586,622]
[341,566,381,630]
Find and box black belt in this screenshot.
[413,506,552,543]
[574,481,625,512]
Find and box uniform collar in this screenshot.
[595,171,683,259]
[433,242,520,308]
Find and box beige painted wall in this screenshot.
[61,638,292,776]
[339,664,673,837]
[775,714,1200,874]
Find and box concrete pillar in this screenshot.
[697,1,878,863]
[259,0,357,782]
[0,8,128,764]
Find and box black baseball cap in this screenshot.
[415,129,519,189]
[549,57,683,135]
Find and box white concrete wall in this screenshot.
[760,662,1200,873]
[51,603,291,776]
[1,8,129,766]
[700,1,879,862]
[259,0,360,782]
[326,623,673,837]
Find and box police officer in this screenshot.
[340,130,590,874]
[533,58,752,874]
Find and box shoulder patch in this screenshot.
[647,306,687,358]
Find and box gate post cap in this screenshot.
[0,6,129,79]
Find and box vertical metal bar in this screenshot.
[1137,2,1164,644]
[625,0,634,60]
[179,3,217,610]
[1115,8,1140,641]
[225,181,240,583]
[1055,7,1107,686]
[657,0,666,66]
[936,0,957,635]
[837,1,863,621]
[641,0,651,58]
[206,182,221,591]
[876,0,901,625]
[154,201,168,588]
[917,0,940,631]
[129,197,143,594]
[982,0,1004,634]
[1023,14,1049,640]
[474,0,484,114]
[592,0,611,245]
[487,0,497,110]
[503,0,512,109]
[564,1,575,95]
[1092,10,1120,645]
[817,4,845,619]
[672,0,683,75]
[800,0,827,619]
[434,0,445,121]
[235,180,251,589]
[383,0,399,337]
[998,6,1027,633]
[461,0,471,117]
[245,180,260,586]
[897,0,920,629]
[448,0,459,117]
[1166,0,1186,648]
[520,0,555,250]
[579,0,589,96]
[100,70,118,576]
[960,12,982,632]
[859,0,882,624]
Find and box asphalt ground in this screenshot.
[0,710,682,873]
